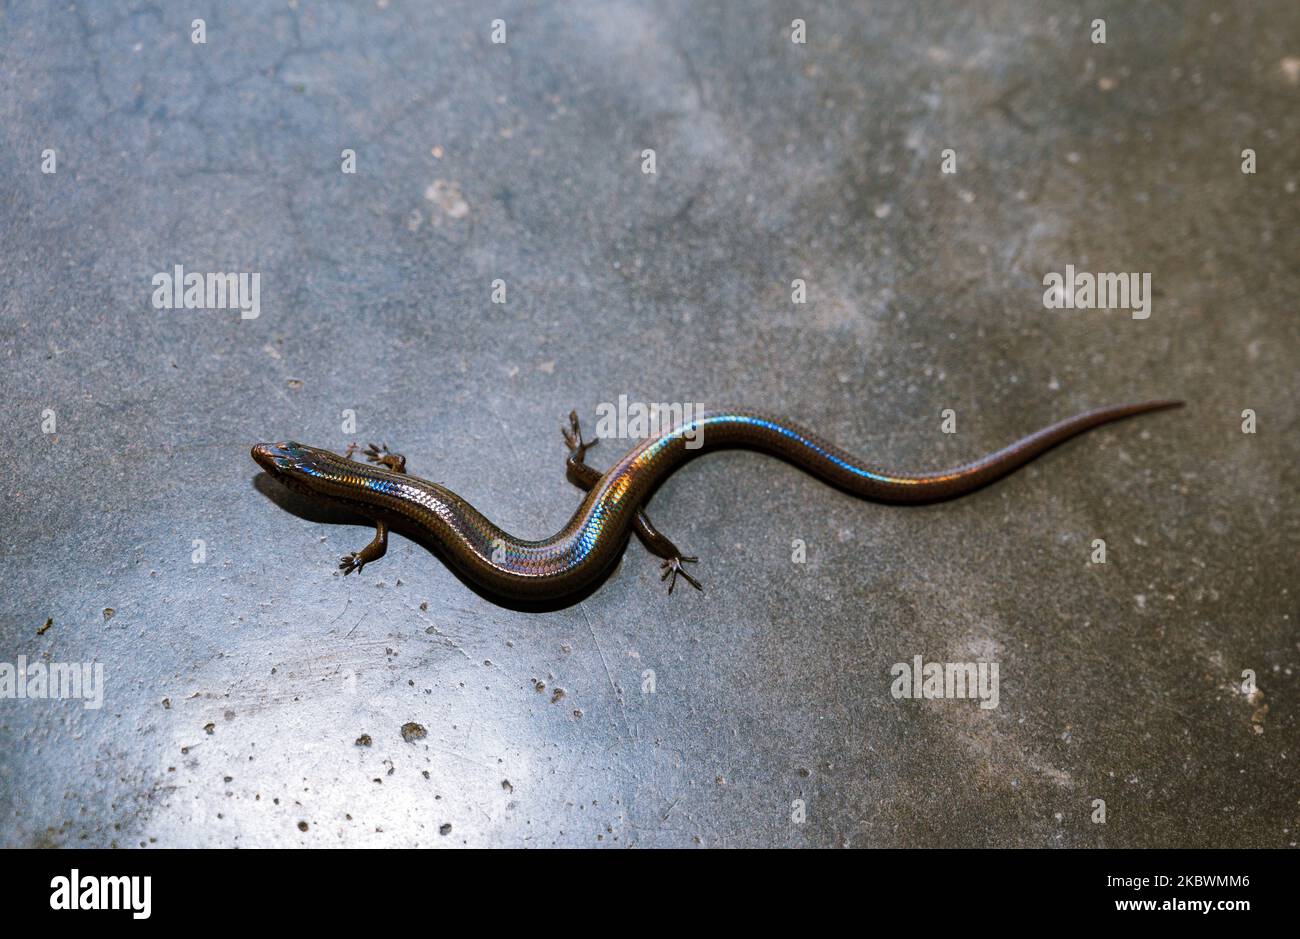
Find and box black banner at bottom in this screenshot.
[4,848,1291,923]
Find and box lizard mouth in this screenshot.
[251,442,301,475]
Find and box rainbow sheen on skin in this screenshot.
[252,401,1181,601]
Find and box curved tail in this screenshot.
[681,401,1184,505]
[886,399,1184,503]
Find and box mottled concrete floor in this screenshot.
[1,1,1296,847]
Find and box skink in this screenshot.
[252,400,1181,602]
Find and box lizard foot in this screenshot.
[363,442,406,474]
[561,410,598,464]
[659,555,702,595]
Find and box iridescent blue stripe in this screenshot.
[706,413,897,482]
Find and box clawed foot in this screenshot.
[346,441,406,473]
[338,552,366,575]
[561,410,598,463]
[659,555,702,594]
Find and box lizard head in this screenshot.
[251,441,341,497]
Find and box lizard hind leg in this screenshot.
[643,523,702,594]
[561,410,598,467]
[563,442,703,595]
[659,554,702,594]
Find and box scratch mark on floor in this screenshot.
[580,604,631,740]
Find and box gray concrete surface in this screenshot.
[1,1,1296,848]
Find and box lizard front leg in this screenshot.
[337,442,409,573]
